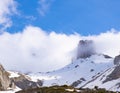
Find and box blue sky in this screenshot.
[5,0,120,35]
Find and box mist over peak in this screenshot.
[77,40,96,59]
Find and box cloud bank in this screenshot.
[0,26,120,73]
[0,26,80,72]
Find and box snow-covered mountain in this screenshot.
[83,55,120,91]
[27,40,120,91]
[29,54,113,87]
[1,40,120,93]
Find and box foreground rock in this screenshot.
[10,72,43,90]
[0,64,10,90]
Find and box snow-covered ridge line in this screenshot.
[29,54,114,88]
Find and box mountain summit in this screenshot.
[77,40,96,59]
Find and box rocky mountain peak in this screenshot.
[77,40,96,59]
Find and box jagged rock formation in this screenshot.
[103,65,120,83]
[0,64,10,90]
[102,54,120,83]
[0,64,43,91]
[12,74,43,90]
[77,40,96,59]
[103,55,120,83]
[114,55,120,65]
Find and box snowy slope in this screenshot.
[0,54,117,93]
[83,65,120,91]
[1,53,118,93]
[29,54,113,87]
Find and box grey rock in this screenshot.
[71,80,82,87]
[0,64,10,90]
[103,54,112,59]
[77,40,96,59]
[103,65,120,83]
[12,74,43,90]
[114,55,120,65]
[71,78,86,87]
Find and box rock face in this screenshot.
[103,55,120,83]
[114,55,120,65]
[12,74,43,90]
[0,64,10,90]
[71,78,86,87]
[77,40,96,59]
[0,64,43,91]
[103,65,120,83]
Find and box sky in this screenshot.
[3,0,120,35]
[0,0,120,72]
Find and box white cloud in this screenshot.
[0,26,120,73]
[0,0,18,30]
[38,0,53,16]
[0,26,80,72]
[86,29,120,57]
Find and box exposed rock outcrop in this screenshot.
[71,78,86,87]
[12,74,43,90]
[114,55,120,65]
[103,54,112,59]
[103,65,120,83]
[77,40,96,59]
[0,64,10,90]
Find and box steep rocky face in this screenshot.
[103,65,120,83]
[12,74,43,90]
[102,55,120,82]
[114,55,120,65]
[77,40,96,59]
[0,64,10,90]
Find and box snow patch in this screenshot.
[8,71,20,78]
[30,75,61,82]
